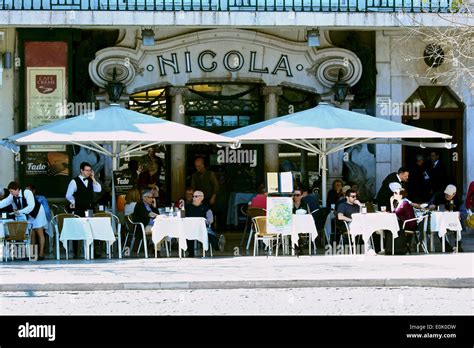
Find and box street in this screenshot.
[2,287,472,315]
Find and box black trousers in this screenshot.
[186,233,219,257]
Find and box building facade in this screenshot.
[0,1,472,206]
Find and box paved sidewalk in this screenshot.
[1,253,473,291]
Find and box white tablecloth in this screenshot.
[280,214,318,247]
[0,219,15,238]
[226,192,257,226]
[349,212,400,242]
[152,216,209,253]
[60,217,116,248]
[428,212,462,240]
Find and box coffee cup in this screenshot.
[1,212,6,219]
[99,205,104,211]
[381,206,387,212]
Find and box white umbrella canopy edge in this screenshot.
[222,103,453,207]
[5,105,236,159]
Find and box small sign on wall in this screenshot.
[26,67,67,152]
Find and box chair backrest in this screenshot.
[52,213,78,235]
[312,207,331,231]
[5,221,29,241]
[247,207,266,219]
[240,204,248,217]
[50,204,59,217]
[253,216,270,236]
[94,212,120,232]
[389,196,397,212]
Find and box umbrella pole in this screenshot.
[321,139,327,208]
[111,141,118,215]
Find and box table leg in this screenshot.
[431,232,435,252]
[442,235,445,253]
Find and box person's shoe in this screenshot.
[218,235,226,252]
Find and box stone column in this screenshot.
[169,87,187,201]
[375,30,394,193]
[262,86,283,173]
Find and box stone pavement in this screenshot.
[1,252,473,291]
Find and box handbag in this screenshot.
[466,213,474,229]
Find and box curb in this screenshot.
[1,277,473,292]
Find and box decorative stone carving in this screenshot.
[307,48,363,89]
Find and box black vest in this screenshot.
[73,177,94,211]
[14,189,41,219]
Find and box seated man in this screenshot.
[336,189,362,226]
[185,190,225,257]
[132,190,159,254]
[176,186,194,209]
[428,184,463,252]
[301,185,320,213]
[429,184,461,211]
[336,189,363,250]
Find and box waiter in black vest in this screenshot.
[0,181,48,260]
[65,161,102,258]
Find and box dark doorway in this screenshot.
[403,87,464,195]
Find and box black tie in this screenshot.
[14,196,22,209]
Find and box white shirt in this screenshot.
[0,189,36,215]
[65,175,102,205]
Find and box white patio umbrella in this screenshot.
[223,102,453,207]
[2,104,236,212]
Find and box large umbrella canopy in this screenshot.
[223,103,452,206]
[5,104,236,158]
[2,104,236,214]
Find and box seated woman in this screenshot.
[326,179,344,208]
[185,190,225,257]
[124,188,141,217]
[394,189,417,253]
[249,184,267,210]
[292,188,307,214]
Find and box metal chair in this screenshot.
[245,207,267,252]
[125,214,149,258]
[310,207,331,252]
[402,213,429,254]
[51,213,79,260]
[125,214,169,258]
[253,216,280,256]
[3,221,31,261]
[93,212,122,259]
[342,221,356,255]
